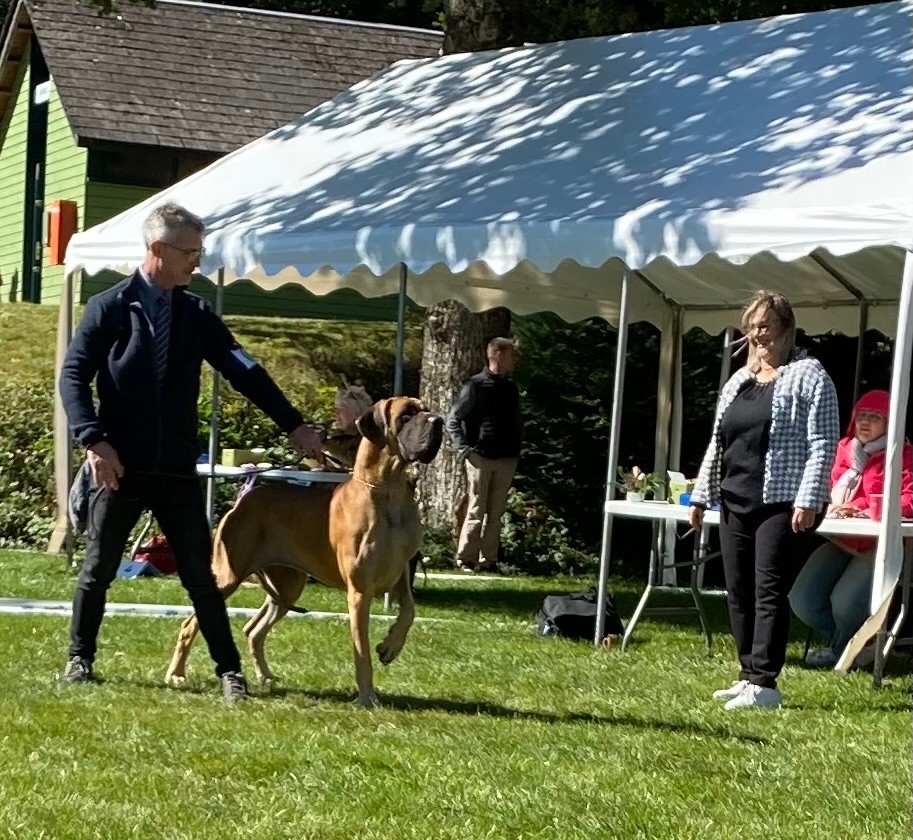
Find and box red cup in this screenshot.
[868,494,883,521]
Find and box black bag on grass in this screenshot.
[536,588,624,642]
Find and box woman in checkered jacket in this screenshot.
[689,290,840,710]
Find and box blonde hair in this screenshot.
[741,290,797,372]
[335,384,373,417]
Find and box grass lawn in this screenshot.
[0,550,909,839]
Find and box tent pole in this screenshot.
[594,270,632,645]
[205,269,225,527]
[693,324,735,591]
[853,302,869,402]
[393,263,408,396]
[658,308,683,584]
[718,326,735,391]
[48,267,75,564]
[384,264,409,613]
[870,250,913,681]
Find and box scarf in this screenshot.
[831,435,887,506]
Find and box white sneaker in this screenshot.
[723,683,782,710]
[712,679,749,701]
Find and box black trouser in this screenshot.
[69,473,241,677]
[718,503,821,689]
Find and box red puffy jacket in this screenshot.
[830,436,913,553]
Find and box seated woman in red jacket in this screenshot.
[789,389,913,667]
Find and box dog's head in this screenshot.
[355,397,443,464]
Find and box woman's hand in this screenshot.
[689,505,705,530]
[829,503,857,519]
[791,507,816,533]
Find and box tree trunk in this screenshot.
[416,0,517,539]
[416,301,510,533]
[441,0,527,53]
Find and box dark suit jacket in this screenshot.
[59,271,304,476]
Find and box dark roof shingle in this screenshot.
[23,0,442,153]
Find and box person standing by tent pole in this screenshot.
[57,202,323,701]
[447,337,522,573]
[689,290,839,710]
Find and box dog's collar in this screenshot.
[352,476,387,492]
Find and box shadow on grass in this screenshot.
[275,687,776,743]
[141,677,767,744]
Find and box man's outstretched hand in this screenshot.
[288,424,325,460]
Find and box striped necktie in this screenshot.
[153,293,171,383]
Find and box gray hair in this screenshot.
[143,202,205,248]
[335,384,373,416]
[742,290,797,372]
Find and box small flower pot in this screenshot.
[626,492,645,503]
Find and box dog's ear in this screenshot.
[356,400,388,448]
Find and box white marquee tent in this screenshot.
[58,1,913,668]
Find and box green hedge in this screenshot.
[0,380,57,548]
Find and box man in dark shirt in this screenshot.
[445,337,522,571]
[58,202,323,701]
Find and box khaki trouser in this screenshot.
[456,453,517,568]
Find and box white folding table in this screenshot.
[606,500,913,685]
[195,463,351,485]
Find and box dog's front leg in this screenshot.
[347,585,379,708]
[376,571,415,666]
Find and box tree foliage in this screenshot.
[37,0,892,36]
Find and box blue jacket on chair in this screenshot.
[59,271,304,477]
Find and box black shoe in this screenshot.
[61,656,93,683]
[221,671,250,702]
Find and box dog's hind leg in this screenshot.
[376,571,415,666]
[245,567,307,684]
[242,600,270,638]
[242,572,274,637]
[165,571,243,687]
[246,598,285,685]
[347,584,379,708]
[166,614,200,686]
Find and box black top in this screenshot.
[445,367,522,459]
[720,379,775,515]
[59,271,304,476]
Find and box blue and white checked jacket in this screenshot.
[691,355,840,512]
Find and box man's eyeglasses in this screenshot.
[162,242,205,261]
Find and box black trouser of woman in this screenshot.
[718,502,823,689]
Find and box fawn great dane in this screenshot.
[165,397,443,707]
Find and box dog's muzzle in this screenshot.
[398,412,443,464]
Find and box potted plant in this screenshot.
[616,466,664,503]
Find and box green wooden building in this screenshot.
[0,0,440,319]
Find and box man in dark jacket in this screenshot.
[445,337,521,572]
[58,202,322,701]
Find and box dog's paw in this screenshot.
[165,673,186,687]
[354,693,381,709]
[376,639,402,666]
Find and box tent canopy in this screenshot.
[65,1,912,334]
